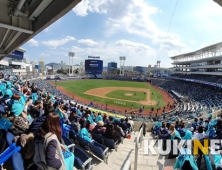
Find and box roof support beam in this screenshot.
[4,32,22,51]
[0,29,9,48]
[214,0,222,7]
[0,23,33,34]
[2,0,82,60]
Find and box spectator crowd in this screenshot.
[0,74,133,170]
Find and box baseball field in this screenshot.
[54,79,167,111]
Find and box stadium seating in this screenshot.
[12,152,24,170]
[76,134,109,163]
[6,132,15,145]
[102,136,118,151]
[62,135,93,170]
[91,131,103,144]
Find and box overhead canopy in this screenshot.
[0,0,81,60]
[214,0,222,6]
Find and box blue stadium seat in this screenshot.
[88,142,109,163]
[76,135,90,151]
[103,136,118,151]
[62,136,92,170]
[69,130,77,141]
[76,135,109,163]
[6,132,15,145]
[12,151,24,170]
[0,143,21,165]
[91,131,103,144]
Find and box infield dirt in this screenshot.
[56,83,175,115]
[84,87,156,105]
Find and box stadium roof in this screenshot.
[0,0,81,60]
[170,42,222,60]
[214,0,222,7]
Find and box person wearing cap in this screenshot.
[93,121,106,134]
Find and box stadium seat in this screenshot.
[6,132,15,145]
[0,129,3,138]
[76,135,109,163]
[74,147,92,170]
[0,138,6,154]
[62,136,92,170]
[76,135,90,151]
[0,143,21,165]
[69,130,77,141]
[88,142,109,163]
[91,131,103,144]
[12,151,24,170]
[103,136,118,151]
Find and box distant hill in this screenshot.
[45,62,60,66]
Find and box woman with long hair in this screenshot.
[34,112,66,170]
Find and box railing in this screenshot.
[134,123,144,170]
[121,160,131,170]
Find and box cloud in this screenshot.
[39,53,50,57]
[43,27,49,32]
[42,36,75,48]
[78,39,98,46]
[71,39,156,66]
[73,0,188,62]
[71,46,85,53]
[27,39,39,46]
[72,0,91,16]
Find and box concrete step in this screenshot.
[92,132,176,170]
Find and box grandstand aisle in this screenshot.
[92,132,175,170]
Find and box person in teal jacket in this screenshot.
[169,124,181,140]
[79,122,92,142]
[95,112,103,123]
[174,148,198,170]
[85,113,95,125]
[79,121,107,152]
[90,112,95,121]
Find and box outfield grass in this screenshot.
[106,90,147,101]
[54,79,165,110]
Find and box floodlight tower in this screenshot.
[119,56,126,76]
[157,60,161,68]
[68,52,75,75]
[148,64,151,80]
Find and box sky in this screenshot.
[21,0,222,68]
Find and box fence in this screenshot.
[134,123,144,170]
[121,160,131,170]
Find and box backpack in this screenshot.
[33,133,65,170]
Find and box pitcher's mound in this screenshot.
[125,93,133,96]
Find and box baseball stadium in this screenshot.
[0,0,222,170]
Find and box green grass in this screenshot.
[53,79,165,110]
[106,90,147,101]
